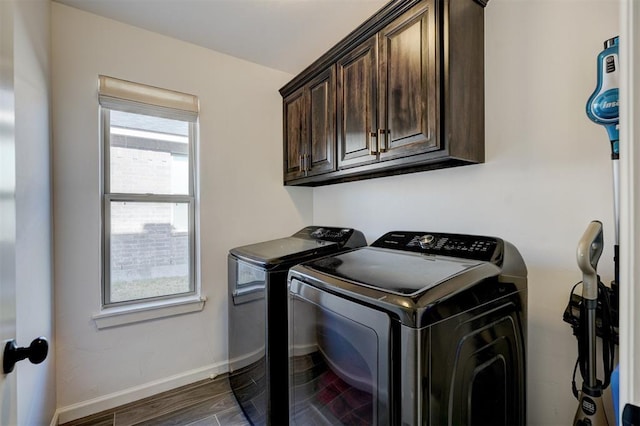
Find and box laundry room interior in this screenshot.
[4,0,638,425]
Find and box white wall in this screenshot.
[14,0,55,424]
[313,0,619,424]
[51,3,312,417]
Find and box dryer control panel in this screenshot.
[371,231,502,262]
[292,226,365,246]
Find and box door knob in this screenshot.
[3,337,48,374]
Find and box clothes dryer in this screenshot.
[288,231,527,425]
[228,226,366,425]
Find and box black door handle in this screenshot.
[3,337,48,374]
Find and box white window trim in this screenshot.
[92,295,207,329]
[99,76,202,315]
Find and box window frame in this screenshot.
[100,99,198,308]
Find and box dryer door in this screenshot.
[289,278,392,425]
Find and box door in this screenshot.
[306,66,336,177]
[288,278,391,425]
[337,35,379,169]
[283,67,336,183]
[1,1,53,423]
[0,0,18,422]
[378,0,438,161]
[283,87,306,182]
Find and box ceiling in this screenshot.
[53,0,388,75]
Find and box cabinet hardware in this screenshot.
[299,154,310,175]
[379,129,389,153]
[368,131,378,155]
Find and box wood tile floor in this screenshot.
[60,374,251,426]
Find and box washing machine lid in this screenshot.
[289,231,526,328]
[305,246,483,296]
[230,237,339,269]
[229,227,366,269]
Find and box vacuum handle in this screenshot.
[576,221,604,300]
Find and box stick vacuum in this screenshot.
[573,221,609,426]
[586,36,619,294]
[569,36,620,426]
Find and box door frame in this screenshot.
[0,0,18,423]
[619,0,639,418]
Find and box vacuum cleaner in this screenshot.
[572,221,615,426]
[586,36,620,297]
[564,36,620,426]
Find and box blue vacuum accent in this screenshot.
[612,366,620,425]
[586,36,620,156]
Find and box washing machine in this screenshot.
[287,231,527,425]
[228,226,366,425]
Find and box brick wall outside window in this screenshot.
[109,145,189,284]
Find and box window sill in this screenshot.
[92,295,207,329]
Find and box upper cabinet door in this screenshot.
[337,35,379,170]
[378,0,438,161]
[283,87,306,182]
[307,66,336,177]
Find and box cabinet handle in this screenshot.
[299,155,304,173]
[368,131,378,155]
[379,129,389,153]
[304,154,310,176]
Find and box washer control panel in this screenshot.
[293,226,355,244]
[371,231,501,262]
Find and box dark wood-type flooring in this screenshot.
[60,374,250,426]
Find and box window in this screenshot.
[99,75,199,307]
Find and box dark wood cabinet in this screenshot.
[378,1,438,161]
[281,0,487,186]
[283,66,336,181]
[307,67,336,176]
[337,35,378,169]
[283,87,306,181]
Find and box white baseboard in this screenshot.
[53,361,229,425]
[49,411,59,426]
